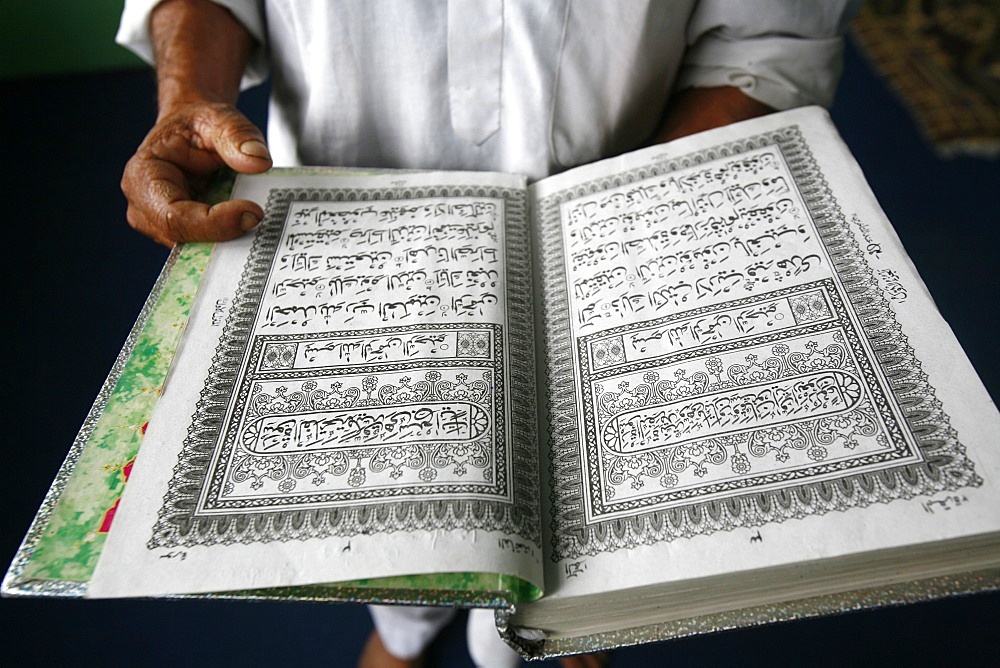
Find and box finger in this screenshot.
[129,196,263,247]
[124,152,263,246]
[162,198,264,244]
[195,105,273,175]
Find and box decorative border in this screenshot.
[537,126,980,559]
[579,281,911,517]
[151,184,540,548]
[199,324,509,510]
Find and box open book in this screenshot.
[6,107,999,657]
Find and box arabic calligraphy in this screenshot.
[562,146,825,330]
[255,331,487,372]
[262,197,506,330]
[245,402,490,454]
[538,126,979,561]
[590,330,892,508]
[604,369,863,455]
[589,287,833,369]
[182,185,526,522]
[201,193,517,502]
[215,354,504,501]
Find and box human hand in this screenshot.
[122,101,272,247]
[654,86,775,144]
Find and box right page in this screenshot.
[528,106,1000,620]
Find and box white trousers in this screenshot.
[369,604,522,667]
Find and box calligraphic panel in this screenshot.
[151,184,538,547]
[579,282,915,517]
[537,129,980,559]
[199,324,507,513]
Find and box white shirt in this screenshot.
[118,0,858,180]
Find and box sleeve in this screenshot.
[676,0,862,110]
[116,0,269,88]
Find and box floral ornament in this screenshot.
[457,330,490,357]
[409,370,443,401]
[705,356,724,383]
[261,342,297,369]
[786,340,846,373]
[300,451,350,482]
[379,376,416,404]
[605,451,663,490]
[249,379,354,417]
[663,368,707,398]
[806,445,828,461]
[360,375,379,403]
[788,291,831,323]
[601,380,644,413]
[229,367,499,497]
[748,423,808,463]
[370,444,425,480]
[816,404,877,451]
[731,452,751,475]
[254,384,292,414]
[229,449,289,491]
[348,465,366,487]
[592,337,626,368]
[436,372,490,402]
[314,381,360,410]
[726,352,782,386]
[597,369,708,418]
[430,441,490,478]
[272,378,330,413]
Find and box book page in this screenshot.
[530,107,1000,601]
[89,170,543,598]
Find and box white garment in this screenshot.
[118,0,858,180]
[369,605,521,668]
[116,1,858,662]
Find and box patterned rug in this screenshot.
[851,0,1000,157]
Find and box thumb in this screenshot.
[197,105,273,174]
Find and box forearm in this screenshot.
[150,0,254,115]
[120,0,269,246]
[653,86,775,144]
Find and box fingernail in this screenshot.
[240,212,261,231]
[240,140,271,160]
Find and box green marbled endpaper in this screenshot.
[19,242,213,583]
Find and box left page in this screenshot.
[88,170,543,599]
